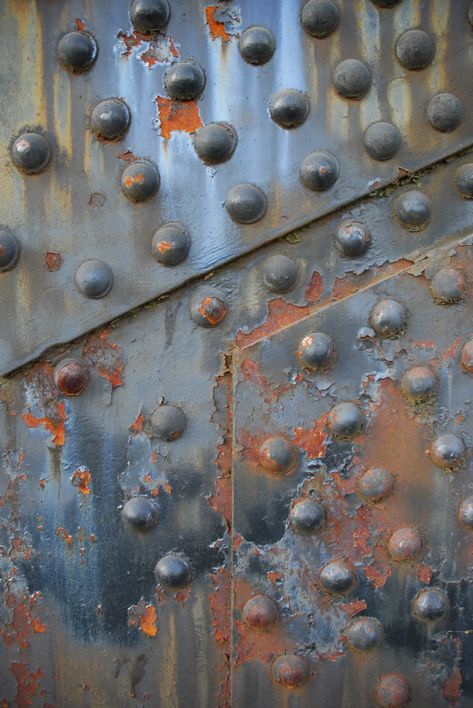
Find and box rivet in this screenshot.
[300,150,339,191]
[0,230,20,272]
[150,404,187,441]
[427,93,464,132]
[152,222,190,266]
[57,30,97,73]
[363,122,401,161]
[429,267,466,304]
[154,553,190,588]
[297,332,336,371]
[359,468,394,503]
[395,29,435,70]
[346,617,382,650]
[121,160,160,202]
[369,299,407,338]
[388,527,422,561]
[335,219,371,257]
[130,0,170,33]
[238,26,276,65]
[269,89,310,129]
[289,499,325,533]
[394,190,431,231]
[11,132,52,175]
[193,123,237,164]
[259,436,298,474]
[401,366,437,403]
[458,495,473,528]
[319,560,355,594]
[412,587,448,622]
[122,496,159,531]
[164,60,206,100]
[272,655,309,687]
[455,163,473,199]
[333,59,372,99]
[243,595,278,629]
[429,433,465,470]
[75,259,113,299]
[54,358,89,396]
[461,339,473,372]
[328,402,365,439]
[262,254,298,293]
[225,183,267,224]
[375,674,410,707]
[190,288,227,327]
[301,0,340,38]
[91,98,131,141]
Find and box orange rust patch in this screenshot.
[240,358,277,404]
[44,251,62,272]
[209,566,231,645]
[293,414,328,459]
[118,149,137,162]
[331,259,413,301]
[331,471,357,495]
[75,18,86,30]
[236,299,309,348]
[139,605,158,637]
[340,599,367,617]
[198,297,226,326]
[205,5,231,41]
[443,669,462,706]
[354,526,371,557]
[129,411,144,433]
[70,467,92,495]
[267,571,283,585]
[157,240,173,254]
[124,173,145,187]
[156,96,203,139]
[83,327,125,388]
[417,563,433,583]
[9,662,45,707]
[32,618,46,634]
[364,564,391,589]
[22,402,67,447]
[304,270,323,304]
[442,336,462,362]
[117,29,152,55]
[55,528,73,546]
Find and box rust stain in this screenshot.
[236,299,309,349]
[353,526,371,557]
[117,29,152,55]
[293,414,328,459]
[118,150,137,162]
[22,363,68,447]
[417,563,433,583]
[83,327,125,388]
[157,240,173,254]
[70,467,92,495]
[198,297,226,326]
[208,567,231,644]
[331,259,413,302]
[22,402,66,447]
[44,252,62,272]
[441,336,462,362]
[340,599,367,617]
[31,618,46,634]
[9,663,45,707]
[363,563,391,589]
[156,96,203,139]
[55,527,73,546]
[205,6,231,41]
[124,173,145,187]
[443,669,462,706]
[139,605,158,637]
[129,411,144,433]
[75,18,86,31]
[304,270,323,304]
[240,359,277,404]
[267,571,283,585]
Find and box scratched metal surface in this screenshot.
[2,0,473,374]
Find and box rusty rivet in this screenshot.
[429,433,465,470]
[289,499,325,533]
[319,560,355,594]
[412,587,448,622]
[455,163,473,199]
[333,59,371,99]
[359,468,394,503]
[388,527,422,561]
[259,437,298,474]
[121,160,160,202]
[122,496,159,531]
[401,366,437,403]
[262,254,298,293]
[272,655,309,687]
[0,230,20,272]
[151,404,187,441]
[238,25,276,65]
[335,219,371,257]
[394,190,431,231]
[54,358,89,396]
[395,29,435,70]
[363,122,401,161]
[190,288,227,327]
[154,553,190,588]
[369,299,408,338]
[300,150,340,191]
[225,183,267,224]
[297,332,336,371]
[11,132,52,175]
[130,0,170,33]
[458,495,473,528]
[243,595,278,629]
[346,616,382,650]
[194,123,237,164]
[427,93,464,133]
[91,98,130,141]
[152,222,190,266]
[164,60,206,100]
[269,89,310,129]
[328,402,365,439]
[375,674,410,707]
[301,0,340,38]
[57,31,97,73]
[75,259,113,298]
[429,268,466,304]
[461,339,473,372]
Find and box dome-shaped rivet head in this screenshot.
[122,496,159,531]
[154,553,190,588]
[401,366,437,403]
[328,402,365,439]
[150,404,186,441]
[369,299,407,338]
[375,674,410,707]
[91,98,130,141]
[394,190,431,231]
[130,0,170,33]
[429,433,465,470]
[371,0,402,6]
[262,255,298,293]
[359,468,394,503]
[54,358,89,396]
[11,132,52,175]
[289,499,325,533]
[259,436,298,474]
[0,230,20,272]
[461,339,473,372]
[121,160,160,203]
[363,122,401,161]
[152,222,190,266]
[301,0,340,38]
[57,31,97,73]
[319,560,355,594]
[300,150,340,191]
[412,588,448,622]
[238,25,276,65]
[388,527,422,561]
[335,219,371,257]
[243,595,278,629]
[272,655,309,687]
[427,93,464,132]
[396,29,435,70]
[75,259,113,299]
[346,617,382,650]
[194,123,237,164]
[429,268,466,304]
[190,288,227,327]
[269,89,310,129]
[455,164,473,199]
[458,495,473,528]
[225,183,267,224]
[297,332,336,371]
[164,61,206,101]
[333,59,371,99]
